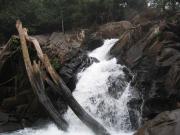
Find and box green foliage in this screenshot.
[154,29,163,41]
[148,0,180,11]
[51,57,61,70]
[11,38,20,49]
[0,0,149,40]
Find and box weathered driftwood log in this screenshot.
[16,20,68,131]
[22,21,110,135]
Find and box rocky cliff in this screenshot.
[109,11,180,134]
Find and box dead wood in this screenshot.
[16,20,68,131]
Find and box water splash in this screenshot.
[69,39,133,134]
[3,39,134,135]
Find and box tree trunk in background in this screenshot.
[61,11,65,34]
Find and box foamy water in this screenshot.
[3,39,134,135]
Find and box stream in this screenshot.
[3,39,134,135]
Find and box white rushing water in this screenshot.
[3,39,134,135]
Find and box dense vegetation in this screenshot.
[0,0,180,42]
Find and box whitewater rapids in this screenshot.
[3,39,134,135]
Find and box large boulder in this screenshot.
[81,21,132,51]
[82,35,103,51]
[94,21,133,39]
[134,109,180,135]
[131,9,161,25]
[32,30,85,65]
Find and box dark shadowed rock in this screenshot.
[127,98,142,130]
[59,50,99,91]
[82,21,132,51]
[0,112,23,133]
[134,109,180,135]
[108,76,127,99]
[82,35,103,51]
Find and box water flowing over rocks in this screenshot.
[67,39,134,134]
[1,10,180,135]
[1,37,134,135]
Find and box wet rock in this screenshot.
[108,76,127,99]
[82,35,103,51]
[134,109,180,135]
[0,112,23,133]
[82,21,133,51]
[123,67,133,82]
[60,50,99,91]
[127,98,142,130]
[0,122,23,133]
[141,97,174,119]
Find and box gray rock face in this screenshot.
[109,13,180,131]
[127,98,142,130]
[95,21,133,39]
[110,18,180,123]
[59,50,99,91]
[135,109,180,135]
[82,35,103,51]
[34,31,84,64]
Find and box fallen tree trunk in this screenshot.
[43,55,111,135]
[21,21,111,135]
[16,20,68,131]
[31,61,69,130]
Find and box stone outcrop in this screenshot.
[110,12,180,130]
[35,31,85,64]
[94,21,133,39]
[135,109,180,135]
[81,21,133,51]
[59,49,98,91]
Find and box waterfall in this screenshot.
[3,39,134,135]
